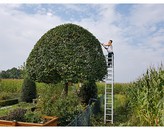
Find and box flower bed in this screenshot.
[0,116,58,126]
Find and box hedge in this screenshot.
[0,99,18,107]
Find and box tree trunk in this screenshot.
[64,82,68,96]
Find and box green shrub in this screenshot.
[37,84,83,126]
[79,80,98,104]
[6,108,27,121]
[21,76,37,103]
[24,111,42,123]
[0,98,18,107]
[52,95,83,126]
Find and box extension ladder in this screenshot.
[104,54,114,124]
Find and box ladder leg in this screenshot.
[104,54,114,124]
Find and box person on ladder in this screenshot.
[101,40,114,67]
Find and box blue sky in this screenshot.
[0,4,164,82]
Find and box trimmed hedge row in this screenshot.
[0,99,18,107]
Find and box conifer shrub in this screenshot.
[79,80,98,104]
[21,76,37,103]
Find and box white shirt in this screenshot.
[107,45,113,53]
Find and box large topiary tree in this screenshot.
[26,23,106,95]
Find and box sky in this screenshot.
[0,3,164,83]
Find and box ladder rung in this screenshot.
[106,114,112,116]
[106,82,113,84]
[107,68,113,70]
[106,102,112,104]
[106,120,112,122]
[106,108,112,110]
[106,88,112,89]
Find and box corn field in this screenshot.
[127,65,164,126]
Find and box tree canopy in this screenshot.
[26,23,106,84]
[0,67,22,79]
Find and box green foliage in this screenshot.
[36,83,83,126]
[6,108,27,122]
[52,95,84,126]
[79,80,98,104]
[0,79,22,93]
[0,99,18,107]
[0,67,23,79]
[0,92,12,100]
[114,83,130,95]
[24,111,42,123]
[127,65,164,126]
[26,23,106,84]
[113,94,129,125]
[38,93,83,125]
[21,76,37,103]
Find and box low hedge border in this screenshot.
[0,99,19,107]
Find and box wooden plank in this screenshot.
[0,116,58,126]
[43,117,58,126]
[0,120,14,126]
[16,122,43,126]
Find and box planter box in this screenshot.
[0,116,58,126]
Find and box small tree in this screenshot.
[21,76,37,103]
[79,80,98,104]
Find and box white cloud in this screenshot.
[0,4,163,83]
[0,4,64,70]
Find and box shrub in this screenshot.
[79,80,98,104]
[52,95,83,126]
[21,76,37,103]
[36,84,83,126]
[24,111,42,123]
[6,108,27,121]
[0,99,18,107]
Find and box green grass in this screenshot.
[0,79,23,93]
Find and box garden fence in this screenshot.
[67,95,104,126]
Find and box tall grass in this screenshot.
[96,82,130,95]
[0,79,23,93]
[127,65,164,126]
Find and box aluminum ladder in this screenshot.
[104,54,114,124]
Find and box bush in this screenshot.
[0,98,18,107]
[24,111,42,123]
[79,80,98,104]
[21,76,37,103]
[38,91,83,126]
[52,95,83,126]
[6,108,27,122]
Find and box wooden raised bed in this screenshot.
[0,116,58,126]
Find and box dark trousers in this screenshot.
[108,52,114,66]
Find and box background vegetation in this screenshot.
[0,65,163,126]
